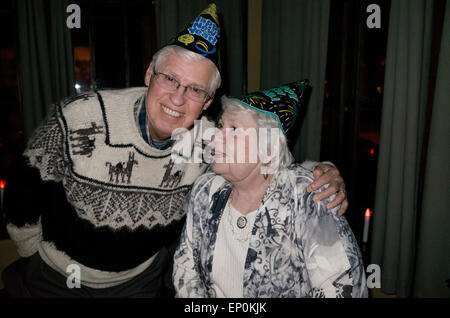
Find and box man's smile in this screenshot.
[162,104,183,118]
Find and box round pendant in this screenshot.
[236,216,247,229]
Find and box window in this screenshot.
[71,0,157,91]
[321,0,391,259]
[0,0,21,239]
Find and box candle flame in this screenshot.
[365,208,373,217]
[0,180,5,188]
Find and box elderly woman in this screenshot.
[173,81,367,298]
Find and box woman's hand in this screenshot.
[306,164,348,216]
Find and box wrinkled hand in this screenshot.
[307,164,348,216]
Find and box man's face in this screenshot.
[145,54,215,141]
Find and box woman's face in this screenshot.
[212,110,263,183]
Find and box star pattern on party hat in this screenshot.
[168,3,221,69]
[233,80,310,136]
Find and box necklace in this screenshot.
[236,215,247,229]
[229,190,248,229]
[226,201,251,242]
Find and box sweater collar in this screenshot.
[137,95,174,150]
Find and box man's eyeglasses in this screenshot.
[152,71,211,103]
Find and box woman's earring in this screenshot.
[263,172,268,180]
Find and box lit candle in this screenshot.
[0,180,5,211]
[363,208,373,243]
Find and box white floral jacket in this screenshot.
[173,164,368,298]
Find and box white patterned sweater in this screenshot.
[5,87,212,286]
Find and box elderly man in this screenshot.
[3,4,347,297]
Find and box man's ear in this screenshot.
[144,62,154,87]
[202,95,214,111]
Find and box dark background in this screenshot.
[0,0,393,265]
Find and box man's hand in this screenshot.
[306,163,348,216]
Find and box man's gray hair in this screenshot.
[151,45,221,95]
[220,95,294,172]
